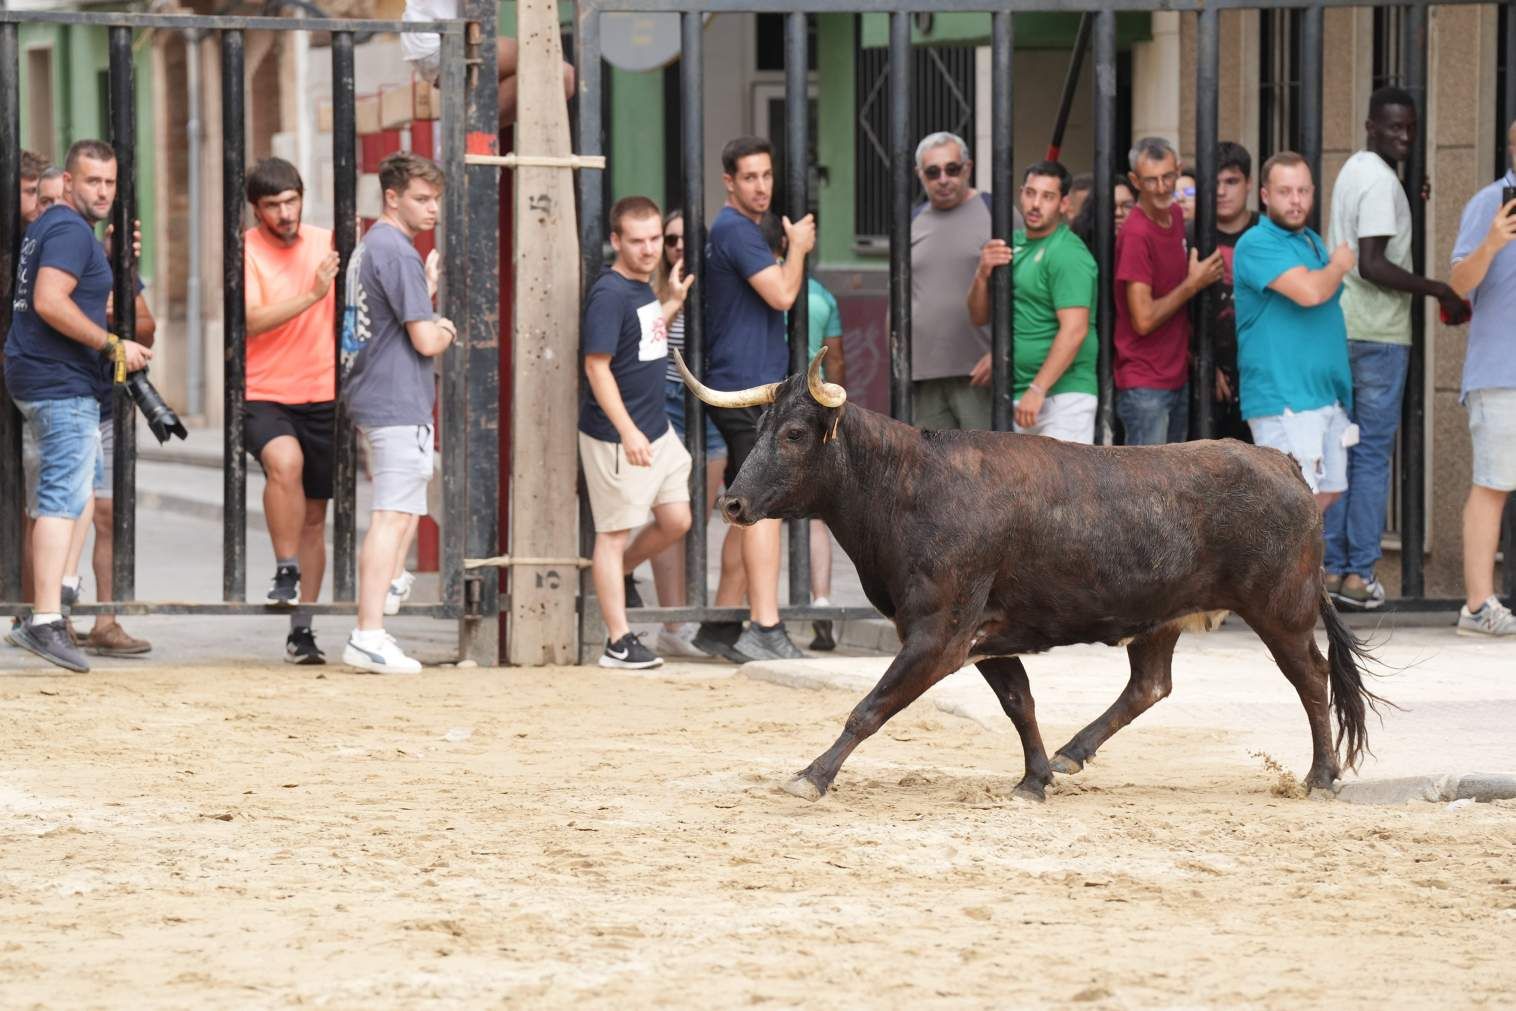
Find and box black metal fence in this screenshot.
[0,6,501,660]
[575,0,1516,626]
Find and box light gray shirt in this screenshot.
[340,222,438,427]
[1327,150,1413,345]
[910,193,994,381]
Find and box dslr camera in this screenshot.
[124,368,189,444]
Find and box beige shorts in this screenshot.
[580,428,691,533]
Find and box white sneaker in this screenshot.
[656,625,709,658]
[343,633,422,674]
[1457,596,1516,637]
[384,570,415,616]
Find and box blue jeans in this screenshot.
[1324,341,1410,579]
[1117,385,1189,445]
[13,395,102,520]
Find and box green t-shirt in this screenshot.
[806,277,843,361]
[1011,223,1099,397]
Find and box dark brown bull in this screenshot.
[674,348,1385,803]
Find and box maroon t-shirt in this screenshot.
[1114,204,1191,390]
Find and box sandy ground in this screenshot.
[2,656,1514,1010]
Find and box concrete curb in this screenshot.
[1333,773,1516,805]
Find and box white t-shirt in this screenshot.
[1326,149,1413,345]
[401,0,457,63]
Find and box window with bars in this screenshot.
[1258,9,1303,163]
[854,40,977,246]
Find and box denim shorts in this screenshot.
[14,396,103,520]
[1467,388,1516,492]
[664,381,727,459]
[1248,403,1352,495]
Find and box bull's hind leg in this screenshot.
[1050,623,1181,775]
[976,657,1054,801]
[1248,618,1340,791]
[783,636,955,802]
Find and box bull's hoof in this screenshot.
[1011,781,1047,804]
[1049,753,1084,776]
[781,774,824,802]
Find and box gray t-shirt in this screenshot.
[910,193,994,381]
[340,222,437,427]
[1327,150,1412,345]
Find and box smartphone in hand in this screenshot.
[1503,185,1516,215]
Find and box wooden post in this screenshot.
[508,0,581,664]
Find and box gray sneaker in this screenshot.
[733,623,808,662]
[1333,575,1386,611]
[1457,596,1516,637]
[13,618,90,673]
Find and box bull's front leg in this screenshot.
[782,636,956,802]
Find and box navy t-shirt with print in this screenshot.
[3,204,113,402]
[579,268,672,444]
[703,205,786,389]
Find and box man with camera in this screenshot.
[243,157,340,664]
[4,139,152,672]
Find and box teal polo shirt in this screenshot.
[1233,216,1353,420]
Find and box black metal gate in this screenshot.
[0,4,502,660]
[575,0,1516,626]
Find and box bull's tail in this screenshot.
[1318,592,1391,770]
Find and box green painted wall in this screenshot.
[607,67,665,205]
[859,12,1152,50]
[816,13,864,270]
[15,22,157,283]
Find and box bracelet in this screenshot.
[103,334,126,384]
[1027,381,1046,396]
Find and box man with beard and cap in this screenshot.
[243,157,341,664]
[4,139,153,672]
[1323,87,1465,611]
[1234,151,1356,514]
[690,136,816,664]
[966,159,1099,443]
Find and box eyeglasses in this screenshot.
[1136,172,1179,192]
[922,162,965,181]
[664,233,683,246]
[1181,186,1197,198]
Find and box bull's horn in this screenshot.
[671,349,779,408]
[806,347,847,409]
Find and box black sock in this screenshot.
[758,621,784,633]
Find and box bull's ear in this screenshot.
[823,405,844,444]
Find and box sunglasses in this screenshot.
[922,162,966,181]
[664,233,683,246]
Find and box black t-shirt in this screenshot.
[1199,212,1258,378]
[578,268,672,443]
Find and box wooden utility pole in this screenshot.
[507,0,581,664]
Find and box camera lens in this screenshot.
[124,369,189,444]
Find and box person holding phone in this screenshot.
[1447,119,1516,637]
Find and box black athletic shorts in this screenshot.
[708,405,763,488]
[243,400,336,500]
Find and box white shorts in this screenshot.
[364,424,435,515]
[579,428,691,533]
[407,50,441,87]
[1248,403,1353,494]
[1013,392,1097,444]
[1467,388,1516,492]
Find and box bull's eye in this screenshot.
[785,427,805,443]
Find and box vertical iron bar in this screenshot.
[1193,6,1220,440]
[785,11,810,605]
[0,22,21,603]
[990,12,1014,432]
[576,5,607,647]
[678,10,708,609]
[109,27,138,602]
[1300,3,1324,234]
[1093,10,1116,445]
[221,29,247,603]
[331,31,357,602]
[1400,2,1428,598]
[1505,3,1516,599]
[460,0,501,659]
[888,11,912,423]
[440,25,467,618]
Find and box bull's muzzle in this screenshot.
[719,494,754,526]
